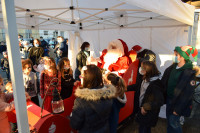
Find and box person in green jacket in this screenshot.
[161,45,199,133]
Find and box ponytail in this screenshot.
[107,73,126,98]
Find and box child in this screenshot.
[0,75,15,133]
[127,61,164,133]
[70,65,116,133]
[104,73,127,133]
[57,57,78,99]
[33,57,47,94]
[22,59,39,106]
[1,51,10,81]
[5,82,17,133]
[40,57,61,112]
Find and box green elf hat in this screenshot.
[174,45,198,61]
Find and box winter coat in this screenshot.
[60,70,75,99]
[1,57,9,69]
[161,63,197,117]
[109,94,127,133]
[28,46,44,65]
[54,41,68,58]
[75,50,89,80]
[127,73,143,115]
[23,72,37,97]
[40,40,48,49]
[135,79,164,127]
[76,51,88,71]
[70,85,116,133]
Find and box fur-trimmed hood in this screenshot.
[75,85,116,101]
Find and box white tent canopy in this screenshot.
[0,0,195,30]
[123,0,195,26]
[0,0,196,72]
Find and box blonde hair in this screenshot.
[5,82,13,92]
[106,73,126,98]
[43,57,57,75]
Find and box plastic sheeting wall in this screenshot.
[79,26,189,74]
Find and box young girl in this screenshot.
[104,73,127,133]
[40,57,61,113]
[33,57,47,78]
[5,82,17,132]
[33,57,48,94]
[70,65,116,133]
[0,75,14,133]
[57,57,78,99]
[127,61,164,133]
[22,59,39,106]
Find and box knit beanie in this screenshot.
[175,45,198,61]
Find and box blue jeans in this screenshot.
[166,99,182,133]
[139,125,151,133]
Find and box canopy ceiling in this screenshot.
[0,0,195,31]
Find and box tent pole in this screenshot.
[191,12,199,47]
[188,26,192,46]
[1,0,30,133]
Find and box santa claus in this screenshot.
[99,39,130,76]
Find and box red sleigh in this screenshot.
[8,60,139,133]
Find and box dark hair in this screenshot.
[142,61,160,82]
[80,42,90,51]
[57,57,73,78]
[22,59,33,70]
[18,34,23,38]
[107,73,126,98]
[83,65,103,89]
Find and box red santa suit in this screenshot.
[102,39,130,76]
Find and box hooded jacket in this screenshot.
[70,85,116,133]
[136,79,164,127]
[161,63,199,117]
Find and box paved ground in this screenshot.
[118,101,200,133]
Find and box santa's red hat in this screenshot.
[132,45,142,52]
[118,39,129,57]
[107,39,129,57]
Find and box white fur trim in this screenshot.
[75,85,116,101]
[108,40,124,56]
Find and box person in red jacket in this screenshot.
[101,39,130,76]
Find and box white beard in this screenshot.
[103,49,123,70]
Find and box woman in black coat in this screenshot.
[127,61,164,133]
[70,65,116,133]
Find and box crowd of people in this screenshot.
[0,35,199,133]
